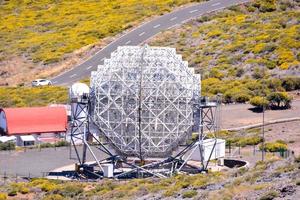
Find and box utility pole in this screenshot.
[261,79,266,162]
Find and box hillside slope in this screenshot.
[0,0,199,85]
[150,0,300,101]
[0,156,299,199]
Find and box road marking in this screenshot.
[170,17,177,21]
[181,19,189,24]
[211,2,221,7]
[125,40,131,45]
[153,24,161,28]
[70,74,77,78]
[189,9,198,13]
[87,66,93,70]
[139,32,145,36]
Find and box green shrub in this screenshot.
[182,190,197,198]
[259,190,279,200]
[266,78,283,91]
[20,186,30,194]
[252,67,267,79]
[30,178,49,186]
[267,92,292,109]
[39,141,69,149]
[276,164,296,173]
[163,187,178,197]
[7,189,17,197]
[250,96,269,109]
[9,182,29,194]
[234,92,250,103]
[59,183,84,197]
[42,194,65,200]
[260,141,288,152]
[237,136,263,147]
[40,182,59,192]
[0,193,7,200]
[30,179,60,192]
[209,68,224,79]
[224,88,250,103]
[254,0,277,12]
[39,143,54,148]
[54,140,69,147]
[0,141,15,151]
[281,77,300,91]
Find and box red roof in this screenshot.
[0,107,67,135]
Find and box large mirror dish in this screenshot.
[91,46,200,158]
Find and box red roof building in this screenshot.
[0,107,67,136]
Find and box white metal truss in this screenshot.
[91,46,201,159]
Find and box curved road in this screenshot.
[52,0,250,85]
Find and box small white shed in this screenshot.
[191,139,226,162]
[16,135,36,146]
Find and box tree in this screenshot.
[250,96,269,109]
[267,92,292,109]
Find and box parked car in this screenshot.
[31,79,52,87]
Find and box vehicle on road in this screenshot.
[31,79,52,87]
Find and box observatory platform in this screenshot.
[68,46,223,179]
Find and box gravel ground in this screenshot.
[0,146,111,177]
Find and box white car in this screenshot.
[31,79,52,87]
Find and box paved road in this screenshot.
[51,0,250,85]
[0,146,111,178]
[221,100,300,129]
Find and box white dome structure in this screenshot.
[69,83,90,126]
[90,46,200,159]
[69,83,90,103]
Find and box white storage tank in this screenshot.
[69,83,90,123]
[102,164,114,178]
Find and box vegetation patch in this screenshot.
[0,0,201,65]
[182,190,197,198]
[259,190,279,200]
[150,0,300,103]
[260,140,288,152]
[207,128,263,147]
[0,193,6,200]
[0,141,15,151]
[38,141,70,149]
[0,86,67,107]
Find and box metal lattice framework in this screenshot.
[91,46,200,159]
